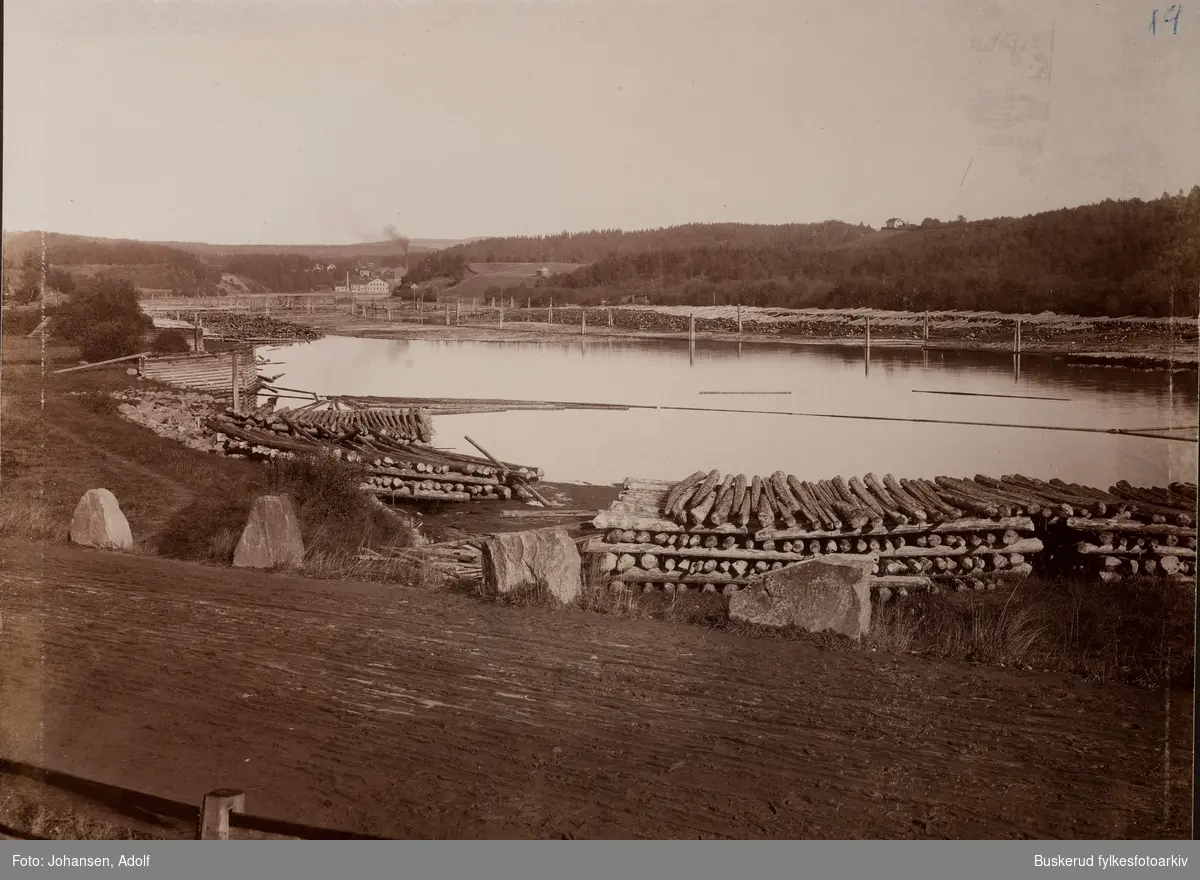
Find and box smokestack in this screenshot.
[384,224,410,278]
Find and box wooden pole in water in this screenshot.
[923,311,929,345]
[737,303,742,334]
[445,303,450,326]
[689,313,696,345]
[865,315,871,349]
[608,307,613,327]
[549,300,554,323]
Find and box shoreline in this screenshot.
[284,312,1200,370]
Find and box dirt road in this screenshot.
[0,540,1191,839]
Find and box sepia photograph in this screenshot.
[2,0,1197,859]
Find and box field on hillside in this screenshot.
[446,262,585,299]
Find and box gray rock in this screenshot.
[481,528,581,604]
[232,495,305,569]
[729,554,874,640]
[69,489,133,550]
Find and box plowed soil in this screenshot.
[1,540,1191,839]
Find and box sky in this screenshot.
[4,0,1198,244]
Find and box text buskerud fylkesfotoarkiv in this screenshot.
[1035,854,1190,869]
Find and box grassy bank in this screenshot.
[0,337,429,586]
[574,557,1195,690]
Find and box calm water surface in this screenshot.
[261,336,1199,488]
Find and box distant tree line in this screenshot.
[432,221,873,265]
[536,190,1200,317]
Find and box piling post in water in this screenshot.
[608,307,613,327]
[445,303,450,326]
[865,315,871,350]
[499,306,504,328]
[737,303,742,335]
[689,313,696,345]
[581,310,586,335]
[456,299,461,324]
[1016,318,1023,354]
[549,300,554,324]
[923,311,929,346]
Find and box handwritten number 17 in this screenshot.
[1151,5,1181,35]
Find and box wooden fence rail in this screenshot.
[0,758,381,841]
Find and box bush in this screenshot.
[55,275,152,361]
[0,307,48,336]
[151,328,191,354]
[74,320,150,362]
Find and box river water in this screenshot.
[261,336,1198,488]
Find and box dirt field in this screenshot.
[1,538,1192,840]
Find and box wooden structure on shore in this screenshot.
[583,471,1196,596]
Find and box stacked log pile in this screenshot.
[205,401,543,504]
[198,312,323,341]
[584,471,1198,595]
[584,472,1046,597]
[1044,480,1196,585]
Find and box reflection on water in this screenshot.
[263,336,1199,487]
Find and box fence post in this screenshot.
[199,789,245,840]
[737,303,742,334]
[923,311,929,346]
[456,299,460,324]
[581,310,586,335]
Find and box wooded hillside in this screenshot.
[524,190,1199,318]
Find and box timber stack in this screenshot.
[205,399,543,504]
[584,471,1045,597]
[199,311,323,342]
[584,470,1198,595]
[1042,479,1196,584]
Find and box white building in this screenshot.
[334,278,390,295]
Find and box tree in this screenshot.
[56,275,153,361]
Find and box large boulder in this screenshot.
[232,495,305,569]
[69,489,134,550]
[481,529,582,604]
[729,554,874,639]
